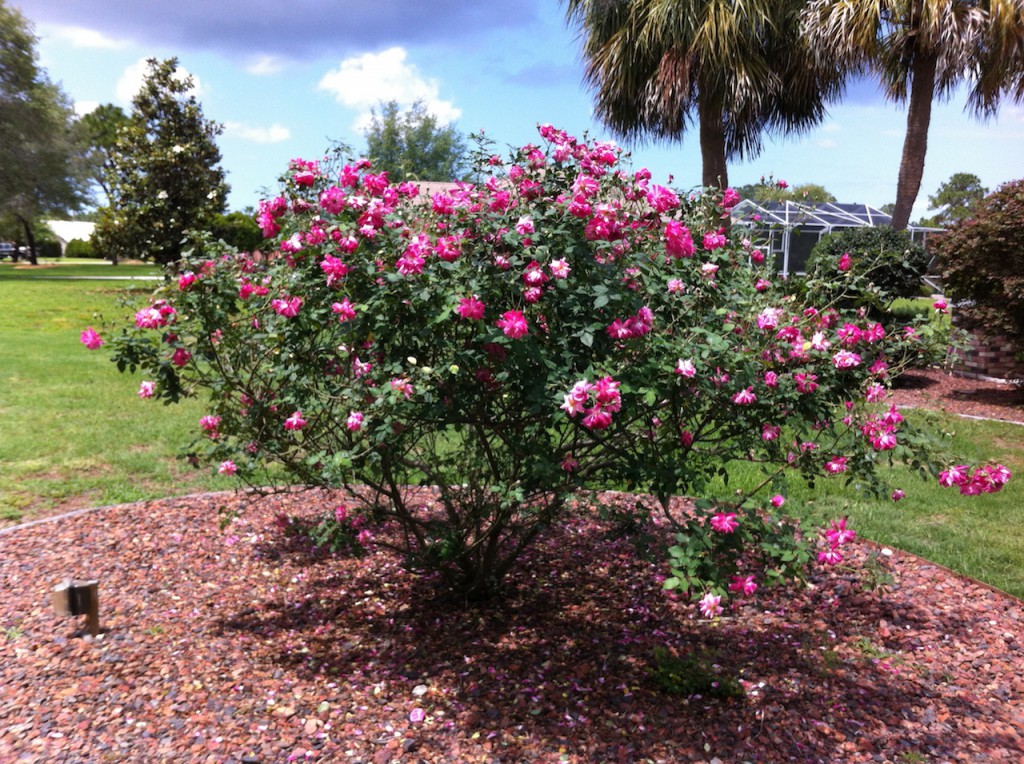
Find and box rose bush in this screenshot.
[89,125,1009,607]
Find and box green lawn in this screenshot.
[0,265,221,521]
[701,412,1024,599]
[2,264,1022,598]
[0,260,161,280]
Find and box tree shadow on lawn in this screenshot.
[218,512,1005,763]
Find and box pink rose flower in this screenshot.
[698,592,723,619]
[832,350,862,369]
[732,387,757,405]
[729,575,758,596]
[80,326,104,350]
[710,512,738,533]
[390,377,415,399]
[664,220,695,258]
[496,310,529,339]
[456,296,485,321]
[675,358,697,378]
[331,298,357,322]
[548,258,571,279]
[178,271,197,290]
[702,230,727,250]
[272,295,302,318]
[200,415,221,438]
[825,456,848,474]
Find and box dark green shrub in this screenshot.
[64,238,97,258]
[934,179,1024,368]
[37,240,62,259]
[887,298,932,322]
[208,211,262,252]
[805,226,931,314]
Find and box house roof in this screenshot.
[411,181,461,197]
[45,220,96,243]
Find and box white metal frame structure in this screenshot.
[731,200,939,276]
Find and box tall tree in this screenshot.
[93,58,228,266]
[927,172,988,225]
[75,103,130,207]
[802,0,1024,230]
[0,2,87,264]
[565,0,843,189]
[736,178,837,203]
[364,100,469,181]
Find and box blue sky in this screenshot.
[17,0,1024,220]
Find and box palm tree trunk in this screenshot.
[698,93,729,190]
[891,52,937,230]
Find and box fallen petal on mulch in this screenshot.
[1,489,1022,763]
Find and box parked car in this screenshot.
[0,242,15,260]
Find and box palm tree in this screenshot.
[564,0,843,190]
[802,0,1024,230]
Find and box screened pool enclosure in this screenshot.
[731,200,939,276]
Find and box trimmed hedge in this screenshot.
[64,238,98,258]
[806,226,931,311]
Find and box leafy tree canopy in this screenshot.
[75,103,130,207]
[363,100,469,182]
[209,210,262,253]
[935,179,1024,368]
[92,58,228,266]
[0,1,88,263]
[565,0,844,189]
[802,0,1024,230]
[735,177,837,204]
[926,172,988,227]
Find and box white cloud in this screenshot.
[814,139,838,149]
[999,103,1024,126]
[116,58,204,106]
[49,25,130,50]
[245,55,287,76]
[223,121,291,144]
[317,47,461,131]
[73,100,101,117]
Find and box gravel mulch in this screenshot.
[889,368,1024,425]
[2,487,1023,764]
[1,370,1023,763]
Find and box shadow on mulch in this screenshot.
[892,372,937,391]
[216,510,1009,763]
[896,370,1024,406]
[3,490,1021,763]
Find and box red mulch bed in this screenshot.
[889,368,1024,425]
[2,371,1023,763]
